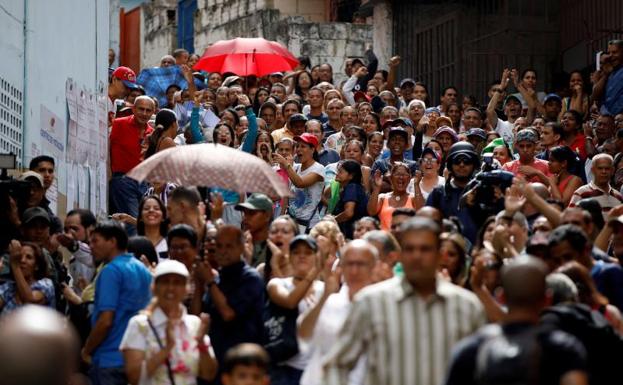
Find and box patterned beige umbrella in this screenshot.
[127,143,290,198]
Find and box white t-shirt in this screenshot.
[495,119,514,146]
[407,175,445,199]
[300,286,366,385]
[290,162,325,227]
[271,277,325,370]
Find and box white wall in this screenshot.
[0,0,109,216]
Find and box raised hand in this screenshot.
[500,68,511,90]
[354,66,368,78]
[372,170,383,190]
[8,240,21,266]
[237,94,251,107]
[504,181,526,214]
[195,313,211,344]
[209,192,224,221]
[388,56,401,68]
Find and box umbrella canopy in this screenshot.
[127,143,290,198]
[136,66,204,107]
[194,37,299,76]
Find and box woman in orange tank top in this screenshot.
[548,145,583,207]
[367,162,417,230]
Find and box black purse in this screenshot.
[146,317,177,385]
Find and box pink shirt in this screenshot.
[502,158,552,182]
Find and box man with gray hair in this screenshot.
[570,153,623,220]
[300,239,378,385]
[325,218,485,385]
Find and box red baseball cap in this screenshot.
[112,66,139,89]
[294,133,319,148]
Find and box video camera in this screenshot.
[0,153,31,204]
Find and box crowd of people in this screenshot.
[1,38,623,385]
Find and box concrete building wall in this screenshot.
[0,0,109,216]
[110,0,121,66]
[189,0,372,84]
[141,0,178,67]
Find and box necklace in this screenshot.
[394,194,403,201]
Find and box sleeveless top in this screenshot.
[557,174,574,195]
[378,194,415,231]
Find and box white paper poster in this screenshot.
[77,166,88,208]
[67,164,77,210]
[97,90,108,163]
[46,179,59,215]
[65,79,78,121]
[98,164,108,215]
[40,105,66,161]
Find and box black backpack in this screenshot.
[540,304,623,385]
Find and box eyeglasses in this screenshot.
[454,157,471,165]
[420,158,438,165]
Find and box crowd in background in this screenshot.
[0,38,623,385]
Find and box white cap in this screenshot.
[19,171,44,187]
[153,259,189,279]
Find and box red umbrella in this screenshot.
[194,37,299,76]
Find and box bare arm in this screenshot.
[367,170,384,215]
[8,241,46,305]
[83,310,115,357]
[267,271,318,310]
[334,202,355,223]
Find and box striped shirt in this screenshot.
[323,276,486,385]
[569,182,623,220]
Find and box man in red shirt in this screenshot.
[108,66,139,126]
[503,129,553,183]
[109,96,155,234]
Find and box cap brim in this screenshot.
[235,202,258,211]
[122,80,139,89]
[24,215,50,225]
[289,238,317,251]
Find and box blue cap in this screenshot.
[544,93,562,104]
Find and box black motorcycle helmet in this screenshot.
[446,141,480,170]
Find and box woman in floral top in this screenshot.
[0,240,55,315]
[120,260,217,385]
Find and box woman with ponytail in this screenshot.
[145,109,178,159]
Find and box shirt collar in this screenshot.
[396,275,452,303]
[220,260,245,278]
[589,182,614,195]
[151,304,188,327]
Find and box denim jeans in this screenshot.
[109,175,146,235]
[88,366,127,385]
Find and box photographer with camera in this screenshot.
[426,142,484,243]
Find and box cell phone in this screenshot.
[596,51,603,71]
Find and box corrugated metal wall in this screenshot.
[392,0,560,105]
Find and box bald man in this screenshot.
[109,95,155,234]
[445,256,588,385]
[300,240,377,385]
[200,225,265,367]
[0,305,79,385]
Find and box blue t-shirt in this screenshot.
[603,66,623,116]
[91,253,152,368]
[591,260,623,312]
